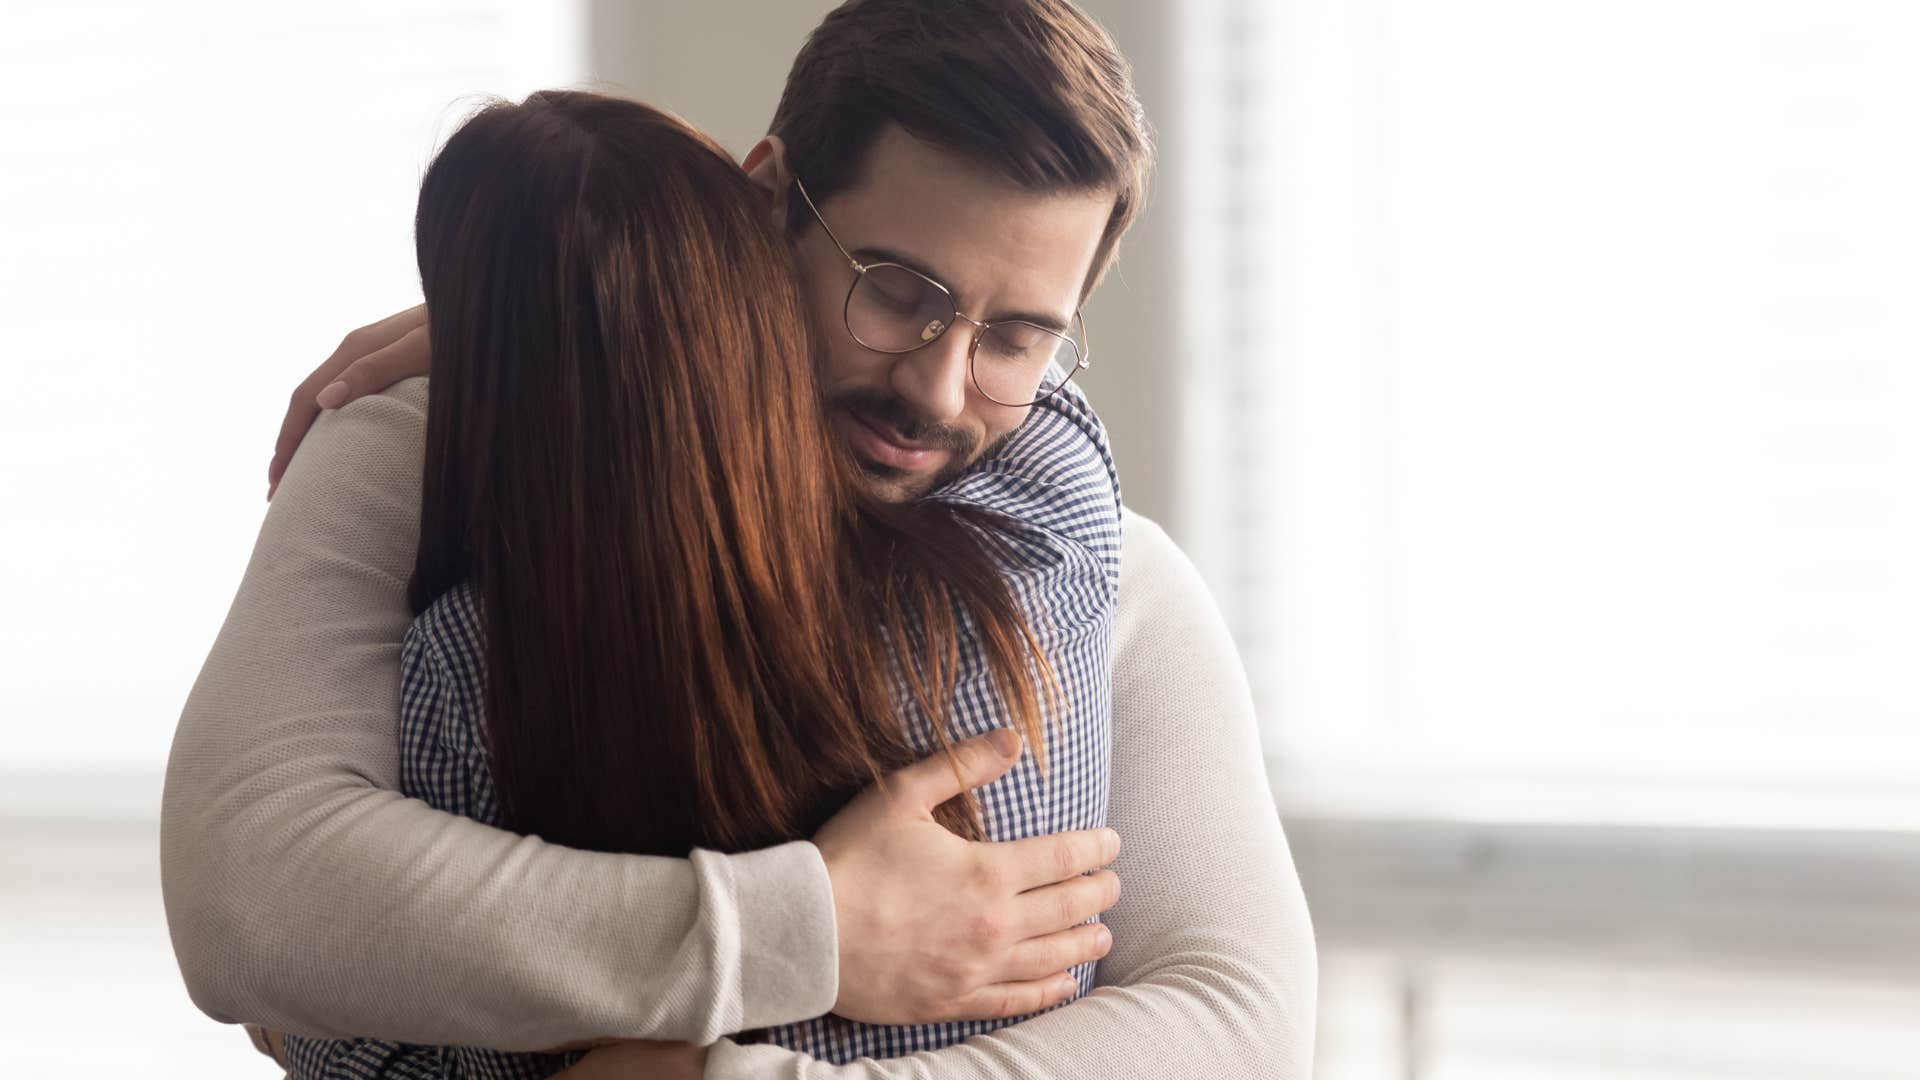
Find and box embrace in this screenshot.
[162,1,1314,1077]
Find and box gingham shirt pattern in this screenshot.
[285,384,1120,1078]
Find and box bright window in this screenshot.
[1,1,583,771]
[1182,0,1920,829]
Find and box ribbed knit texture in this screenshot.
[162,379,839,1050]
[706,511,1319,1078]
[161,378,1316,1076]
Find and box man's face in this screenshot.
[788,126,1113,501]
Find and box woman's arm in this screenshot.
[700,511,1318,1079]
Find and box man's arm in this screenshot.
[164,376,1118,1051]
[166,378,837,1049]
[701,511,1318,1079]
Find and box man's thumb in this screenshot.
[908,728,1022,808]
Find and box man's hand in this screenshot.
[268,304,431,499]
[551,1040,707,1080]
[817,728,1122,1026]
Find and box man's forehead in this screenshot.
[824,129,1114,319]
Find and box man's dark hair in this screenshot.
[770,0,1154,296]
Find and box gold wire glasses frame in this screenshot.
[792,177,1091,408]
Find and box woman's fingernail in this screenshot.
[316,381,351,409]
[988,728,1020,756]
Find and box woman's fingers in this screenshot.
[322,323,432,409]
[267,305,428,498]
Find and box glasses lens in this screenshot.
[847,264,955,352]
[973,322,1081,406]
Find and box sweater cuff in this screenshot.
[705,1039,800,1080]
[727,839,839,1030]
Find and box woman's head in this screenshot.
[409,91,1048,856]
[413,92,839,608]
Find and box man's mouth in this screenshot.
[841,407,947,474]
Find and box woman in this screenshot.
[282,90,1109,1077]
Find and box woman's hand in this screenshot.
[551,1040,709,1080]
[268,303,431,498]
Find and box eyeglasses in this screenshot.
[792,177,1090,408]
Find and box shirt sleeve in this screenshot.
[932,384,1123,605]
[160,377,840,1050]
[702,511,1320,1080]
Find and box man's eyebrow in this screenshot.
[854,245,1074,333]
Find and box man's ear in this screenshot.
[742,135,792,227]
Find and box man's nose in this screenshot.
[887,326,973,426]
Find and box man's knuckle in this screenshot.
[1052,837,1081,878]
[955,742,986,775]
[970,856,1004,893]
[1056,889,1081,926]
[965,912,1002,949]
[955,956,991,992]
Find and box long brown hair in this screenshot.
[409,90,1048,855]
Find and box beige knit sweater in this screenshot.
[161,378,1316,1078]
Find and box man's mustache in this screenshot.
[831,388,978,459]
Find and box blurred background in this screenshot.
[3,1,1916,1076]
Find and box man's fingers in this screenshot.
[1001,919,1114,983]
[897,728,1023,810]
[1000,826,1121,892]
[946,972,1080,1022]
[1014,868,1120,939]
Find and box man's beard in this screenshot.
[830,387,1006,499]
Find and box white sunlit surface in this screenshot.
[2,5,583,1072]
[1,1,584,774]
[1185,0,1920,831]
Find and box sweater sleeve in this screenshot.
[159,377,840,1050]
[703,510,1319,1080]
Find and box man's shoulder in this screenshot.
[293,376,431,482]
[1113,509,1224,653]
[373,375,430,412]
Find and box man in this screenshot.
[165,1,1316,1076]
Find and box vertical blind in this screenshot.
[1183,0,1920,828]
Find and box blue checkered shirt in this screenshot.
[285,383,1120,1078]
